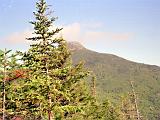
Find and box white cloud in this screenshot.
[62,23,82,42]
[5,29,32,44]
[0,22,134,46]
[84,31,133,42]
[61,22,134,44]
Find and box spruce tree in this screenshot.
[0,49,8,120]
[91,76,96,97]
[120,81,142,120]
[0,49,23,119]
[19,0,92,119]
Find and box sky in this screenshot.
[0,0,160,66]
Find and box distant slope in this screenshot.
[68,42,160,120]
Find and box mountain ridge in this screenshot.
[68,41,160,68]
[68,41,160,120]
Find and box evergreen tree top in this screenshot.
[28,0,62,45]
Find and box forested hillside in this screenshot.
[70,42,160,120]
[0,0,123,120]
[0,0,159,119]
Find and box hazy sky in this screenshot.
[0,0,160,66]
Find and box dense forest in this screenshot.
[0,0,159,120]
[71,43,160,120]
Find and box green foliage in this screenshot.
[16,0,96,119]
[0,1,131,120]
[0,49,24,119]
[84,100,121,120]
[71,46,160,120]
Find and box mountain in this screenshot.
[68,41,160,120]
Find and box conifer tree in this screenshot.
[91,76,96,97]
[120,81,142,120]
[18,0,92,119]
[0,49,23,119]
[0,49,8,120]
[130,81,141,120]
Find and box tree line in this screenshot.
[0,0,141,120]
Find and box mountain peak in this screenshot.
[67,41,85,51]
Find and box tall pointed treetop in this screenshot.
[28,0,62,44]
